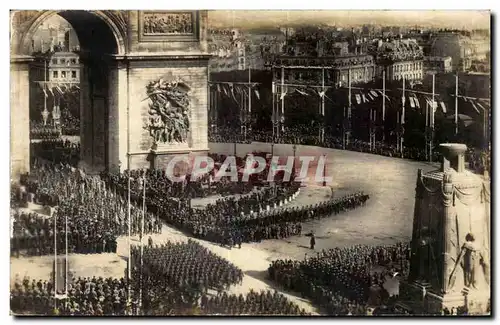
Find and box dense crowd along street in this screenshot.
[11,241,306,315]
[268,243,410,315]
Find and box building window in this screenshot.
[52,59,57,64]
[71,70,77,79]
[53,71,58,79]
[61,71,66,78]
[60,59,66,64]
[71,59,76,64]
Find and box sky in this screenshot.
[208,10,491,30]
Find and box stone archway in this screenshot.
[11,10,211,181]
[11,10,128,178]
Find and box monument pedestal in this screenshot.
[396,143,490,316]
[396,280,432,314]
[425,287,489,315]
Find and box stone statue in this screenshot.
[448,233,489,291]
[144,78,191,146]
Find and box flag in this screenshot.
[413,96,420,109]
[42,87,48,98]
[318,90,325,98]
[295,89,308,96]
[409,97,415,108]
[279,87,287,101]
[470,100,480,114]
[362,93,368,103]
[476,102,486,111]
[48,86,54,98]
[367,93,374,101]
[370,90,378,97]
[440,101,447,113]
[254,89,260,100]
[216,84,221,93]
[355,94,361,104]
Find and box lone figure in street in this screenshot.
[310,234,316,250]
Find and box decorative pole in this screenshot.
[401,76,406,156]
[248,64,252,137]
[321,68,325,143]
[43,58,48,125]
[430,73,435,162]
[455,74,459,136]
[346,68,352,148]
[382,69,386,143]
[281,66,285,135]
[139,174,146,315]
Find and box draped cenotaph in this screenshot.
[397,143,490,315]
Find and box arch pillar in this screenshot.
[11,55,33,181]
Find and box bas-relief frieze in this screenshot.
[144,78,191,148]
[138,11,198,42]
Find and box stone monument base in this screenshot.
[426,287,489,315]
[395,280,432,314]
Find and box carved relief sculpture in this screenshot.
[144,78,191,147]
[143,11,194,34]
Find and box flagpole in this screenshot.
[430,73,435,163]
[401,77,405,156]
[382,69,386,143]
[53,208,57,311]
[126,168,132,314]
[248,64,252,137]
[65,212,68,310]
[281,66,285,135]
[272,76,275,142]
[347,68,352,147]
[139,174,146,315]
[455,74,459,136]
[44,59,48,126]
[321,68,325,143]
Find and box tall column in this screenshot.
[10,56,33,181]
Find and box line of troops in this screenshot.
[268,242,410,315]
[31,140,80,167]
[11,241,306,315]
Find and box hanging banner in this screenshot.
[409,97,415,108]
[295,88,308,96]
[440,101,447,113]
[470,100,480,114]
[254,89,260,100]
[413,95,420,109]
[355,94,361,104]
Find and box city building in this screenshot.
[374,39,424,81]
[270,53,375,86]
[429,33,474,72]
[48,52,80,82]
[423,56,453,75]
